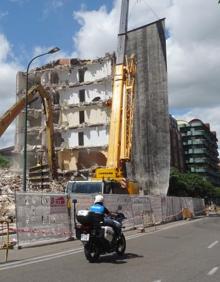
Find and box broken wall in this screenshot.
[63,126,108,148]
[59,84,112,106]
[126,19,170,195]
[61,107,109,128]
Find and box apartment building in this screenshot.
[178,119,220,186]
[169,115,185,172]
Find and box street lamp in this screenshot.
[23,47,60,192]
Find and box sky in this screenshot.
[0,0,220,151]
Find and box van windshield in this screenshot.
[66,182,103,194]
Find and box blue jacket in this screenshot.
[89,203,109,215]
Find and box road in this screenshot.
[0,215,220,282]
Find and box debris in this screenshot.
[0,169,66,221]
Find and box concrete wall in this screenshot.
[126,19,170,195]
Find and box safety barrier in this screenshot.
[0,220,11,262]
[15,192,205,247]
[15,193,70,247]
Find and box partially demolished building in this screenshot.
[15,54,114,173]
[15,19,170,195]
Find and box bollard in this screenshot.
[67,195,73,239]
[0,220,10,262]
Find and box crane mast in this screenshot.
[106,0,129,169]
[105,0,136,170]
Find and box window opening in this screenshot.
[78,132,84,146]
[79,89,85,102]
[78,68,86,83]
[79,111,85,124]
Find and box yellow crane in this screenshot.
[94,0,138,194]
[0,84,57,179]
[66,0,139,194]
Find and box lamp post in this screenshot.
[23,47,60,192]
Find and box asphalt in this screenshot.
[0,215,220,282]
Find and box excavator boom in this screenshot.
[0,84,57,179]
[0,85,40,137]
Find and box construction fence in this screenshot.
[14,192,205,247]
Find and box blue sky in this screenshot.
[0,0,114,66]
[1,0,220,149]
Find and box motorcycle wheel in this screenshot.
[116,233,126,256]
[84,242,100,263]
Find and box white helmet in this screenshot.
[94,194,104,204]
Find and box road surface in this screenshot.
[0,215,220,282]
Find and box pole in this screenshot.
[23,47,60,192]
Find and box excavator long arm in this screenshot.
[0,84,57,178]
[0,85,41,137]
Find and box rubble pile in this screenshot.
[0,169,21,221]
[0,169,66,220]
[50,180,66,193]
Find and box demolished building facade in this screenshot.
[15,55,114,173]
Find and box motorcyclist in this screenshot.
[89,194,121,236]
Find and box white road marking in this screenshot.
[0,248,83,271]
[152,280,161,282]
[207,267,219,276]
[208,240,218,249]
[0,217,206,271]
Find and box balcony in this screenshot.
[187,158,207,164]
[190,167,207,173]
[185,148,207,155]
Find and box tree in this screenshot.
[0,154,9,168]
[168,168,217,199]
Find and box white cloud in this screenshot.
[0,34,11,61]
[72,0,220,145]
[0,33,21,149]
[51,0,64,9]
[72,0,171,58]
[8,0,29,4]
[73,4,119,59]
[42,0,65,19]
[0,11,9,19]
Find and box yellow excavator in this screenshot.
[0,84,57,179]
[66,0,139,195]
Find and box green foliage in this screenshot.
[0,154,10,168]
[168,168,218,199]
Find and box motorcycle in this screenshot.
[73,200,126,262]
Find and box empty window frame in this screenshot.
[79,89,85,103]
[79,111,85,124]
[78,68,85,83]
[53,91,60,104]
[78,132,84,146]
